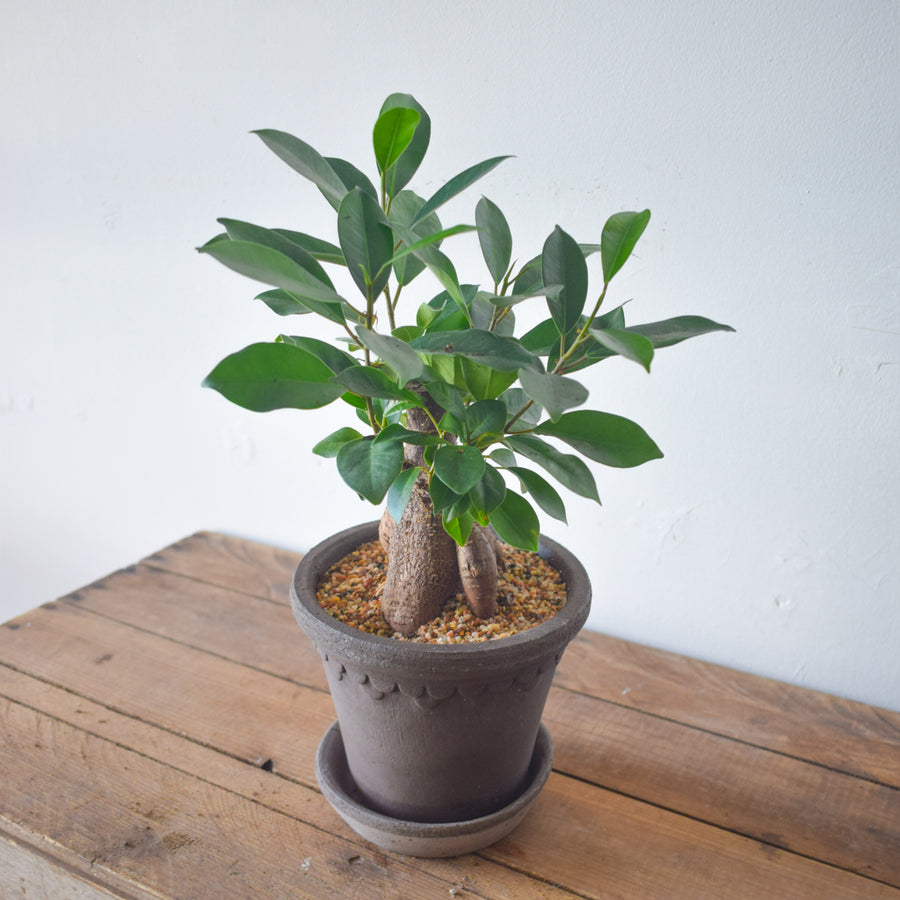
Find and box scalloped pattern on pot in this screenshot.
[321,651,563,708]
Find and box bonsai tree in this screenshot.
[199,94,733,636]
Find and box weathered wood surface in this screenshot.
[1,531,898,899]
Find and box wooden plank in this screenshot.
[143,531,300,601]
[50,559,900,885]
[489,773,900,900]
[3,678,894,900]
[558,632,900,787]
[138,532,900,788]
[1,828,143,900]
[0,670,580,899]
[543,689,900,886]
[65,564,326,690]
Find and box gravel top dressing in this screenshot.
[317,540,568,643]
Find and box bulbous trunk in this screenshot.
[378,389,503,636]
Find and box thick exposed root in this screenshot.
[457,526,499,618]
[380,472,460,636]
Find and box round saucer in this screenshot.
[315,721,553,858]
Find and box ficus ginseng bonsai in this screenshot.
[200,93,733,637]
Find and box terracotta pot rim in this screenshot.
[291,520,592,677]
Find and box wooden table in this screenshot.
[1,532,898,899]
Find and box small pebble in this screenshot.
[316,541,567,643]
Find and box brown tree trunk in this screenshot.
[378,388,502,636]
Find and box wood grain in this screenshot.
[2,531,899,899]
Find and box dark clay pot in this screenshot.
[290,521,591,825]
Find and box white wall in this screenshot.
[2,0,898,711]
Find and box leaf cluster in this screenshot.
[199,94,734,551]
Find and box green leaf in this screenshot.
[508,467,567,523]
[489,447,517,468]
[589,327,655,372]
[271,229,345,265]
[542,225,588,337]
[338,188,394,298]
[253,129,347,210]
[502,387,542,430]
[256,289,313,316]
[518,369,589,422]
[429,475,465,514]
[197,237,347,325]
[355,326,425,386]
[459,358,518,401]
[380,94,431,198]
[433,445,486,495]
[476,196,513,285]
[625,315,736,348]
[372,423,440,446]
[382,224,476,277]
[388,190,442,285]
[601,209,651,283]
[520,318,560,356]
[411,155,512,226]
[504,434,601,503]
[276,335,359,374]
[203,342,345,411]
[313,427,364,458]
[536,410,663,468]
[373,106,421,175]
[468,464,507,516]
[421,379,467,420]
[219,219,335,288]
[411,330,542,372]
[465,400,507,441]
[336,437,404,504]
[489,491,540,551]
[325,157,379,201]
[442,510,475,547]
[386,466,421,521]
[331,366,420,402]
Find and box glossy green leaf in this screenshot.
[197,237,347,325]
[508,466,567,523]
[388,190,441,285]
[442,510,475,547]
[373,107,421,176]
[502,387,542,431]
[219,219,334,288]
[337,188,394,298]
[476,196,512,285]
[372,423,440,446]
[601,209,651,283]
[325,157,379,201]
[625,315,736,348]
[203,342,345,411]
[489,447,517,468]
[468,464,507,516]
[536,410,663,468]
[465,400,507,441]
[411,330,541,373]
[542,225,588,337]
[313,427,364,458]
[277,335,359,374]
[429,475,464,514]
[331,366,419,402]
[421,379,467,420]
[256,289,313,316]
[253,129,347,210]
[518,369,589,422]
[271,229,345,265]
[386,466,421,521]
[355,326,425,386]
[336,437,404,504]
[410,156,512,226]
[459,358,518,401]
[380,94,431,198]
[504,434,601,503]
[589,327,655,372]
[381,224,476,278]
[433,445,486,495]
[489,491,540,551]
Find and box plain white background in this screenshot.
[2,0,898,711]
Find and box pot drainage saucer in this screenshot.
[315,721,553,858]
